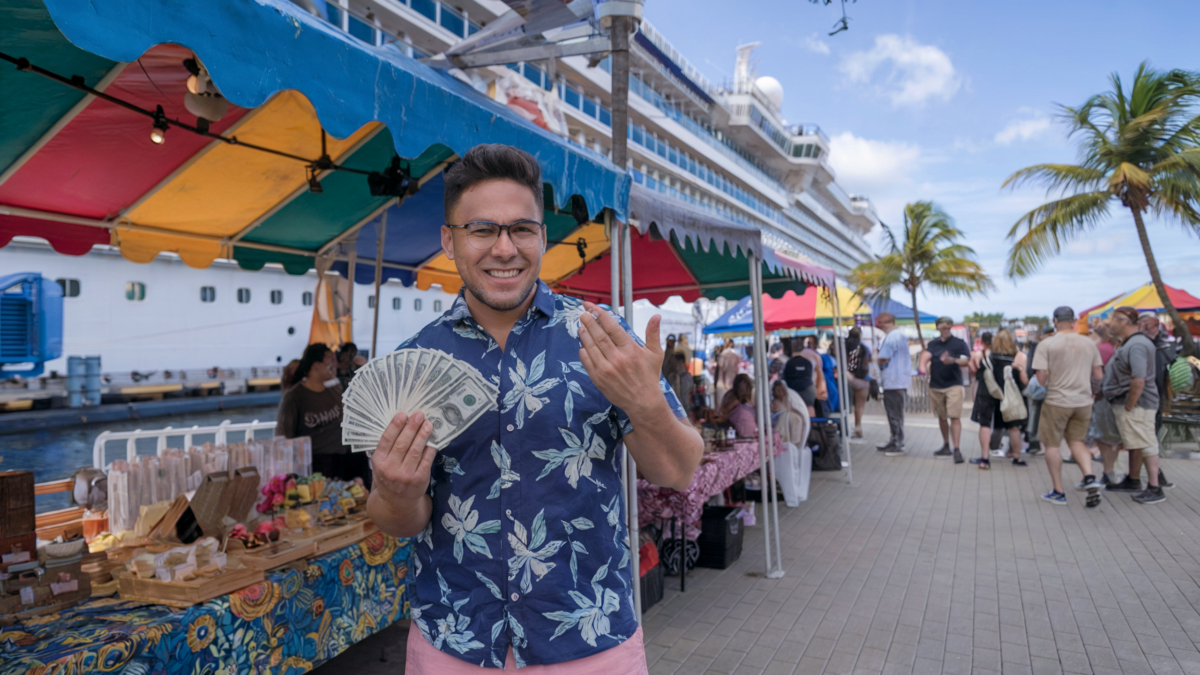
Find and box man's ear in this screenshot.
[441,225,454,260]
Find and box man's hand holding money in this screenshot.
[366,411,436,537]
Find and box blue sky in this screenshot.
[644,0,1200,321]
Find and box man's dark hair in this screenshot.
[444,144,542,219]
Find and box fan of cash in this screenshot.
[341,348,499,454]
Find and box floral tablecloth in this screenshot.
[637,434,783,542]
[0,533,410,675]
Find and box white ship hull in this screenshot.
[0,239,455,376]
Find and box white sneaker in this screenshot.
[990,449,1006,457]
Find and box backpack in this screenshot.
[1000,366,1028,422]
[808,419,843,471]
[1169,355,1195,394]
[981,353,1004,399]
[847,344,869,379]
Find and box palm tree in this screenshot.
[1004,62,1200,356]
[849,201,994,350]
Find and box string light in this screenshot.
[150,105,169,145]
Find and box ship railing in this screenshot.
[93,419,278,470]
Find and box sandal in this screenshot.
[979,458,990,470]
[1012,458,1027,467]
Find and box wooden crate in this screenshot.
[118,565,264,608]
[0,471,35,538]
[0,532,36,558]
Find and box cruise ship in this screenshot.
[0,0,877,398]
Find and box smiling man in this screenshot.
[365,144,703,673]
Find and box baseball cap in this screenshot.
[935,316,953,327]
[1039,325,1055,337]
[1052,306,1075,323]
[1113,306,1139,324]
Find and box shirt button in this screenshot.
[511,592,520,602]
[507,424,514,432]
[506,509,512,516]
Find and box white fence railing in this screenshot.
[93,419,278,470]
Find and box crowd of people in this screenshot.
[896,305,1184,507]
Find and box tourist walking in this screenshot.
[1023,325,1055,454]
[782,337,818,418]
[874,313,911,456]
[844,327,871,439]
[1088,323,1125,486]
[1134,314,1176,489]
[1104,307,1166,504]
[918,317,970,463]
[969,329,1028,469]
[1031,307,1103,506]
[715,338,739,408]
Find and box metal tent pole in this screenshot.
[370,211,387,358]
[757,262,784,577]
[748,254,775,576]
[620,220,643,618]
[832,283,854,486]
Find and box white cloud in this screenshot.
[802,33,831,56]
[839,34,961,107]
[827,131,921,196]
[995,109,1052,146]
[1066,232,1125,256]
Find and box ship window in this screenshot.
[582,97,596,118]
[414,299,423,311]
[270,290,283,305]
[200,286,216,302]
[393,297,402,310]
[433,300,442,312]
[55,278,80,297]
[125,282,145,302]
[599,105,611,127]
[237,288,251,304]
[302,291,313,306]
[367,295,376,309]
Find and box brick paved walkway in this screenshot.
[640,413,1200,675]
[315,412,1200,674]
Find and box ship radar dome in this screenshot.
[755,76,784,111]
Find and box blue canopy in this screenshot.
[702,296,754,334]
[40,0,629,222]
[867,297,938,324]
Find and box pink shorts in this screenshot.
[406,623,649,674]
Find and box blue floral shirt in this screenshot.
[399,281,685,668]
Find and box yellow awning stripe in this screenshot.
[116,90,379,266]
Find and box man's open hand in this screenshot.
[578,301,665,417]
[371,411,436,507]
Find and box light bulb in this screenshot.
[150,127,166,145]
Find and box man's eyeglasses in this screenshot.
[445,220,544,250]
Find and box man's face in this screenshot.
[937,324,952,340]
[1139,316,1159,338]
[666,337,676,350]
[877,318,895,332]
[1112,313,1136,338]
[442,179,545,313]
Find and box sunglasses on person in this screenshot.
[445,219,544,250]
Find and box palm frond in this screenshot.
[1002,164,1106,194]
[1005,191,1112,278]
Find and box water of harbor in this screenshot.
[1,405,280,513]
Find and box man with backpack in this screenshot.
[1128,314,1177,489]
[1103,307,1165,504]
[844,327,871,439]
[1032,306,1104,507]
[918,317,970,463]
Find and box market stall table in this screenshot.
[637,434,784,588]
[0,533,410,675]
